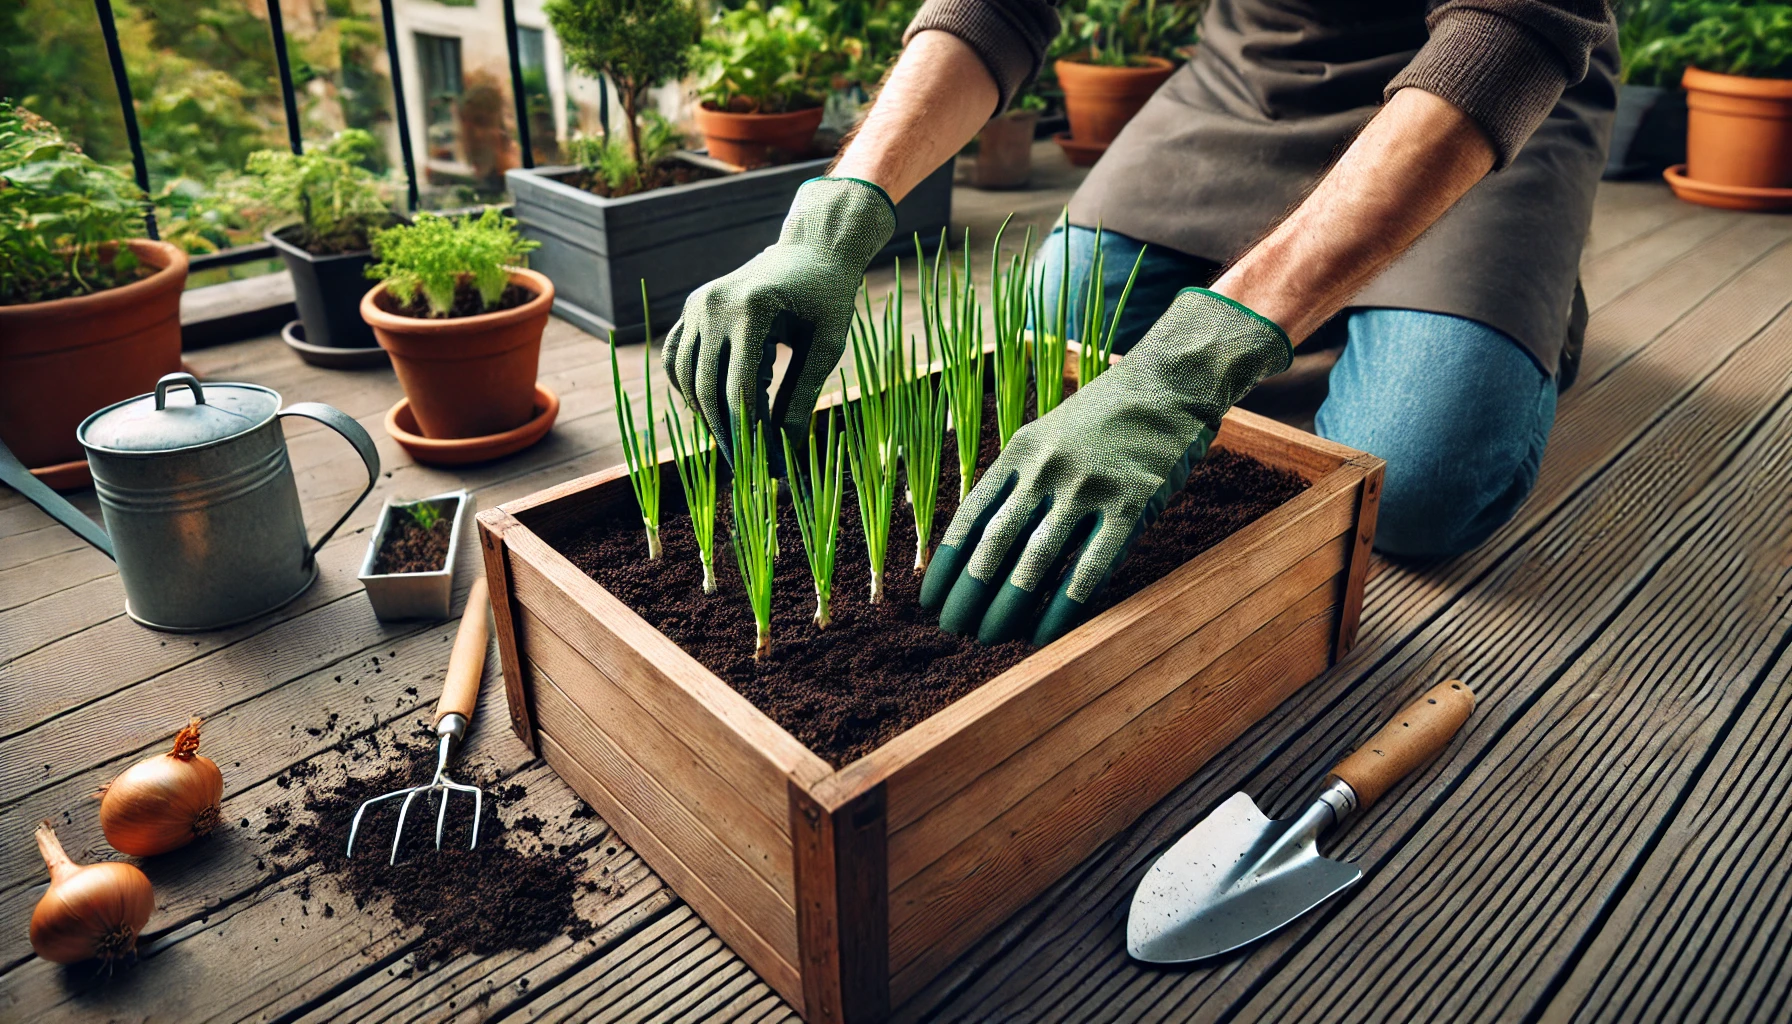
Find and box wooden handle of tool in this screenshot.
[435,577,491,726]
[1330,680,1475,811]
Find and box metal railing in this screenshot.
[90,0,541,271]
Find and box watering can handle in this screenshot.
[279,403,381,568]
[0,438,114,559]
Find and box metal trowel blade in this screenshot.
[1126,791,1362,963]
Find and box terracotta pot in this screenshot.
[694,103,825,169]
[971,109,1040,189]
[1682,66,1792,189]
[362,268,553,440]
[0,240,187,476]
[1055,56,1175,152]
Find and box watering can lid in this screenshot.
[80,373,279,453]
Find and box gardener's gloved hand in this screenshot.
[664,177,896,462]
[920,288,1292,647]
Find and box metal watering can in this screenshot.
[0,372,379,632]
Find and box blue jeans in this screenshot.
[1035,225,1558,558]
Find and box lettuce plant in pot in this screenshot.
[1627,1,1792,204]
[1051,0,1199,165]
[0,102,188,489]
[247,129,401,359]
[360,209,554,446]
[691,0,830,168]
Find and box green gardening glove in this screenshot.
[664,177,897,463]
[919,288,1293,647]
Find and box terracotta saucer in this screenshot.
[281,320,390,369]
[385,383,559,466]
[26,359,207,491]
[1053,132,1107,168]
[1664,165,1792,212]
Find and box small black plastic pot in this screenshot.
[267,225,381,350]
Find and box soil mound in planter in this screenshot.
[377,281,536,320]
[557,393,1309,767]
[557,162,723,199]
[273,732,603,970]
[373,512,452,574]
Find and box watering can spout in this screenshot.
[0,438,114,558]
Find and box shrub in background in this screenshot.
[547,0,703,169]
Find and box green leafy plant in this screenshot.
[807,0,922,92]
[693,0,829,114]
[729,407,780,660]
[990,215,1035,449]
[563,110,683,193]
[365,208,538,317]
[781,408,846,627]
[1054,0,1202,67]
[888,259,948,572]
[404,498,444,532]
[0,102,149,306]
[547,0,703,168]
[612,282,662,558]
[1622,2,1792,86]
[1032,209,1073,418]
[241,128,395,254]
[1074,225,1146,385]
[667,393,721,593]
[925,231,986,500]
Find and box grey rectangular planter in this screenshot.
[508,155,953,344]
[359,489,469,621]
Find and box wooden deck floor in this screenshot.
[5,155,1792,1023]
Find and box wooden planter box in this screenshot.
[478,379,1383,1022]
[508,157,953,344]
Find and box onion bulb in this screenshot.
[99,718,224,856]
[30,821,155,965]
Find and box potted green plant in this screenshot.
[510,0,950,343]
[1627,1,1792,206]
[1051,0,1199,165]
[245,128,401,363]
[1606,0,1688,178]
[359,209,556,451]
[0,102,188,489]
[359,489,469,620]
[691,1,830,168]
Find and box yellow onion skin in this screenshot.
[100,719,225,857]
[31,822,155,964]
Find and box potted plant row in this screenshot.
[477,224,1386,1022]
[1621,0,1792,209]
[0,102,188,490]
[1049,0,1198,166]
[511,0,953,343]
[360,209,560,464]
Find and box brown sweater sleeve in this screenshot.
[1387,1,1613,169]
[903,0,1062,114]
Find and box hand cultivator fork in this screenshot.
[348,578,492,864]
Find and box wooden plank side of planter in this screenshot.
[477,508,537,751]
[522,605,795,898]
[530,669,798,960]
[1213,406,1360,483]
[503,525,832,826]
[536,731,806,1010]
[833,462,1367,834]
[884,531,1351,888]
[887,583,1342,998]
[791,781,891,1024]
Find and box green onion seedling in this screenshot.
[929,229,985,499]
[899,286,947,572]
[990,214,1034,449]
[843,365,898,605]
[610,297,661,557]
[1033,207,1072,418]
[729,407,779,660]
[1075,224,1146,385]
[781,409,845,628]
[666,396,719,593]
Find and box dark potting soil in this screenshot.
[274,733,600,970]
[556,161,722,199]
[373,507,454,574]
[376,281,536,320]
[556,392,1310,767]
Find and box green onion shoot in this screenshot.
[929,229,985,499]
[666,395,719,593]
[781,408,845,628]
[729,407,779,660]
[610,310,661,558]
[990,214,1034,449]
[1075,224,1146,385]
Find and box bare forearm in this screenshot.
[1210,88,1496,344]
[831,30,999,204]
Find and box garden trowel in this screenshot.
[1127,680,1476,963]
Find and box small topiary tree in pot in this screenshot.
[546,0,702,175]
